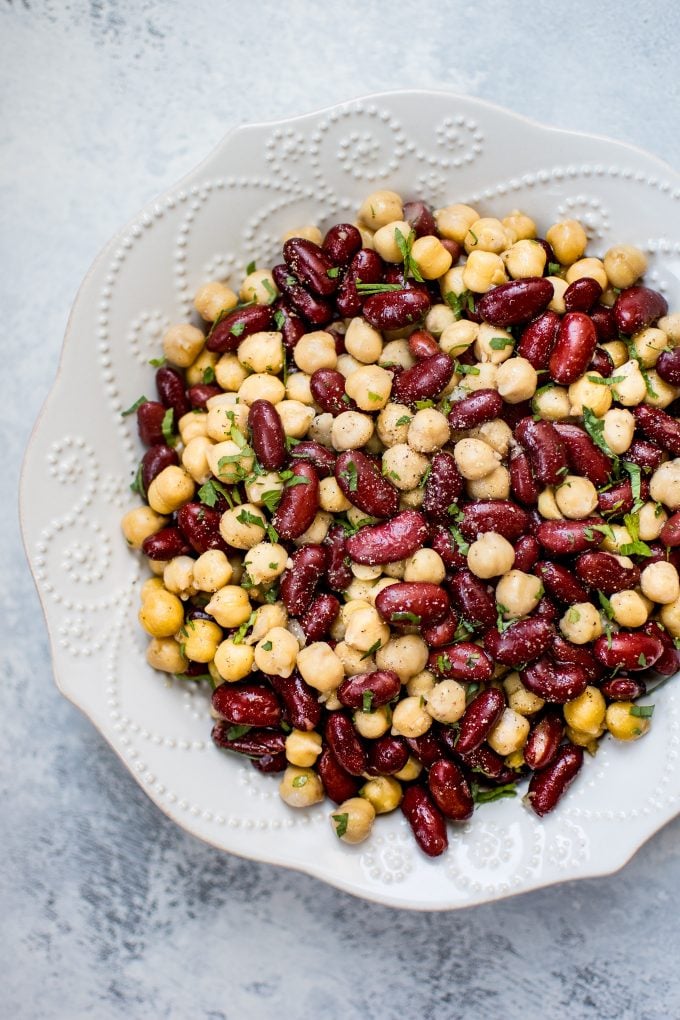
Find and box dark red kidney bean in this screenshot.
[282,235,340,296]
[212,683,282,727]
[549,311,597,384]
[408,329,440,360]
[444,740,514,784]
[391,352,452,405]
[459,500,530,542]
[563,277,603,312]
[428,642,494,682]
[447,389,503,429]
[335,450,399,518]
[428,759,474,821]
[645,543,680,573]
[600,675,647,701]
[484,618,555,667]
[267,673,321,731]
[439,238,463,263]
[251,752,287,773]
[272,462,319,540]
[642,620,680,675]
[510,449,539,507]
[598,478,649,516]
[589,348,614,377]
[403,200,437,237]
[515,417,568,485]
[337,669,401,710]
[614,285,668,335]
[156,365,190,420]
[280,545,326,615]
[363,288,431,330]
[136,400,166,446]
[335,248,384,317]
[553,422,613,486]
[575,551,640,594]
[477,277,554,326]
[322,223,362,264]
[367,735,410,776]
[187,383,222,409]
[272,264,334,325]
[520,657,589,703]
[634,405,680,456]
[299,593,341,642]
[325,714,367,776]
[290,441,336,477]
[590,304,618,343]
[523,713,564,771]
[449,570,497,631]
[324,524,353,591]
[211,723,286,757]
[248,399,286,471]
[431,526,466,570]
[536,560,589,604]
[273,300,306,351]
[536,518,607,555]
[401,786,448,857]
[593,633,664,671]
[422,451,464,523]
[406,732,444,768]
[422,611,460,648]
[345,510,428,565]
[375,582,450,628]
[310,368,356,416]
[535,237,556,269]
[206,305,273,353]
[317,747,360,803]
[176,503,228,554]
[534,596,559,622]
[513,535,540,572]
[517,310,560,369]
[454,688,506,755]
[551,637,602,681]
[526,744,584,817]
[624,438,664,472]
[141,444,178,492]
[661,511,680,546]
[501,399,534,433]
[656,348,680,386]
[141,526,192,560]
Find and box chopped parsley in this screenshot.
[582,406,617,460]
[331,813,349,838]
[394,227,424,284]
[226,724,252,741]
[326,266,340,279]
[292,774,308,788]
[261,641,273,651]
[149,357,166,368]
[361,640,382,660]
[161,407,177,447]
[395,414,412,426]
[237,508,265,528]
[339,461,359,492]
[362,691,374,713]
[471,782,517,804]
[392,611,421,625]
[232,611,257,645]
[121,395,148,417]
[489,336,514,351]
[444,289,475,320]
[260,489,283,513]
[355,281,403,294]
[202,365,216,384]
[198,478,239,509]
[630,704,654,718]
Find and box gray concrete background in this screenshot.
[3,2,680,1017]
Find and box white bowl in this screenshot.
[21,89,680,910]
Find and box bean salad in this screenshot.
[121,190,680,856]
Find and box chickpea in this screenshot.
[599,340,628,370]
[219,504,266,550]
[282,225,323,244]
[502,238,546,279]
[178,618,220,664]
[565,257,608,291]
[474,323,514,365]
[121,506,167,549]
[406,669,436,697]
[399,488,425,510]
[334,640,373,676]
[439,319,479,358]
[495,570,543,618]
[462,250,508,293]
[178,411,208,445]
[660,595,680,636]
[630,327,668,369]
[146,636,187,674]
[358,190,404,230]
[293,330,337,374]
[243,542,287,587]
[603,245,648,289]
[602,408,635,454]
[239,268,278,305]
[638,501,667,541]
[147,465,195,515]
[335,354,362,379]
[411,235,453,279]
[185,348,217,387]
[532,385,572,421]
[610,360,647,406]
[379,340,414,372]
[206,400,245,442]
[238,373,286,406]
[330,796,375,843]
[424,679,466,725]
[297,641,344,692]
[162,322,205,367]
[606,701,651,741]
[470,418,513,457]
[568,372,612,417]
[276,400,315,439]
[215,353,248,392]
[453,438,500,480]
[205,585,252,628]
[293,511,333,547]
[404,548,446,584]
[344,605,390,654]
[381,443,429,490]
[610,590,649,628]
[545,219,588,265]
[645,370,680,410]
[467,532,515,579]
[464,217,510,255]
[423,304,454,338]
[242,603,286,647]
[138,588,184,638]
[280,766,324,808]
[502,210,537,240]
[235,330,283,375]
[251,626,298,678]
[191,549,231,593]
[207,440,254,485]
[245,470,284,508]
[182,438,214,489]
[650,460,680,510]
[376,634,428,681]
[393,755,423,781]
[640,561,680,604]
[286,371,314,406]
[435,203,479,243]
[345,364,393,411]
[319,477,351,513]
[547,276,569,314]
[487,708,530,756]
[391,695,432,738]
[559,602,603,644]
[285,729,322,767]
[360,776,402,814]
[383,559,407,579]
[555,475,598,520]
[163,556,196,600]
[146,558,167,576]
[344,317,383,365]
[503,672,544,716]
[561,686,606,737]
[353,705,391,739]
[458,361,498,394]
[466,466,511,501]
[371,219,413,262]
[496,356,538,403]
[351,564,382,581]
[659,313,680,343]
[331,411,374,451]
[194,281,238,321]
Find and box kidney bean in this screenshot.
[272,462,319,539]
[430,527,466,570]
[273,300,306,351]
[453,688,505,755]
[155,366,189,421]
[661,511,680,547]
[575,551,640,594]
[141,526,192,560]
[363,288,431,331]
[535,237,556,268]
[593,633,663,671]
[391,352,452,405]
[598,478,649,516]
[439,238,463,264]
[310,368,355,416]
[516,310,560,369]
[523,713,564,771]
[136,400,166,446]
[459,500,530,543]
[422,612,461,648]
[250,752,287,773]
[526,744,584,817]
[376,582,450,628]
[141,444,179,493]
[317,747,360,803]
[536,518,607,555]
[408,329,440,360]
[337,669,402,710]
[212,683,282,727]
[325,713,367,776]
[646,543,680,573]
[266,673,321,731]
[334,450,399,518]
[590,304,618,343]
[564,277,603,313]
[428,759,474,821]
[625,438,664,472]
[324,525,352,590]
[515,417,568,485]
[345,510,428,565]
[634,405,680,456]
[551,637,602,681]
[535,596,559,622]
[272,264,334,325]
[247,399,286,471]
[322,222,362,265]
[402,200,437,237]
[553,422,613,486]
[656,348,680,386]
[484,618,555,667]
[289,441,336,477]
[614,285,668,335]
[449,570,497,631]
[364,736,409,777]
[187,383,222,410]
[401,786,448,857]
[404,732,443,768]
[446,389,503,429]
[510,535,539,573]
[600,676,647,701]
[477,277,554,326]
[444,741,514,784]
[589,348,614,378]
[211,723,286,757]
[422,451,464,523]
[428,643,494,682]
[176,503,228,554]
[509,449,539,507]
[206,305,273,353]
[549,311,597,385]
[642,620,680,675]
[521,657,589,703]
[279,545,326,616]
[299,593,340,642]
[335,248,384,317]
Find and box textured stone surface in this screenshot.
[3,1,680,1017]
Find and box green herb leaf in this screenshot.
[367,391,382,403]
[226,724,252,740]
[232,611,257,645]
[161,407,177,447]
[414,399,434,410]
[496,603,512,632]
[202,365,216,384]
[326,266,340,279]
[331,813,349,838]
[198,478,235,509]
[273,309,286,331]
[261,640,273,651]
[237,508,265,528]
[548,262,561,275]
[361,639,382,660]
[246,260,257,275]
[471,782,517,804]
[582,406,617,461]
[230,321,246,338]
[339,461,359,493]
[395,415,412,427]
[468,229,478,245]
[130,461,145,497]
[444,290,475,320]
[394,227,424,284]
[261,489,283,513]
[392,611,421,625]
[292,774,308,788]
[355,281,403,294]
[448,525,470,555]
[597,590,615,619]
[436,653,453,674]
[637,652,648,667]
[630,704,654,718]
[362,690,374,713]
[285,475,310,488]
[489,336,514,351]
[149,357,166,368]
[455,362,481,376]
[121,395,148,417]
[266,523,279,543]
[622,461,642,505]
